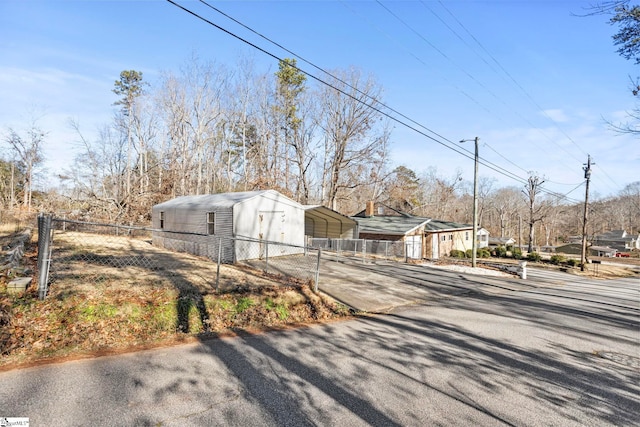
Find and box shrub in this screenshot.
[527,252,541,262]
[495,246,507,258]
[506,245,514,252]
[512,247,523,259]
[566,258,578,267]
[463,248,490,258]
[549,254,566,265]
[450,249,465,258]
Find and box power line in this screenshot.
[188,0,529,184]
[164,0,583,204]
[435,0,623,193]
[378,0,586,171]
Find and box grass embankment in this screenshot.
[0,229,350,371]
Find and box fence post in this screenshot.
[314,248,322,293]
[385,241,389,261]
[404,241,408,263]
[37,214,53,300]
[362,239,366,264]
[216,237,222,291]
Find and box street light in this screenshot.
[460,137,479,268]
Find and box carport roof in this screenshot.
[304,205,357,226]
[352,216,430,236]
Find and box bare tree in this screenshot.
[3,124,46,211]
[419,167,464,220]
[316,67,388,210]
[489,186,522,238]
[523,174,549,252]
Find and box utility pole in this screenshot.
[460,137,479,268]
[580,155,593,272]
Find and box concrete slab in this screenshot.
[315,255,534,313]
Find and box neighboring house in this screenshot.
[151,190,305,262]
[488,236,516,247]
[555,243,617,257]
[477,228,490,248]
[304,205,358,240]
[424,219,474,260]
[351,202,430,259]
[590,245,618,257]
[593,230,640,252]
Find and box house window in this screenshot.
[465,231,469,241]
[159,212,165,229]
[207,212,215,235]
[449,234,453,241]
[441,235,446,242]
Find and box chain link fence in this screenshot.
[36,215,321,300]
[308,237,417,263]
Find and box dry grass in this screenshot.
[0,230,350,371]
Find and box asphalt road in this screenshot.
[1,268,638,426]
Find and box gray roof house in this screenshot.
[151,190,305,262]
[593,230,639,252]
[351,202,430,259]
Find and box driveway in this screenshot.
[315,255,533,312]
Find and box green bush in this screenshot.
[527,252,541,262]
[450,249,465,258]
[494,246,507,258]
[512,247,523,259]
[463,248,491,258]
[566,258,578,267]
[506,245,514,252]
[549,254,566,265]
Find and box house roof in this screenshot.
[489,237,515,245]
[154,190,282,209]
[597,230,627,239]
[352,203,412,218]
[595,230,637,243]
[352,215,430,236]
[590,245,617,253]
[424,219,473,232]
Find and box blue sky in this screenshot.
[1,0,638,200]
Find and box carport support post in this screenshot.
[314,248,322,292]
[215,237,222,291]
[265,241,269,273]
[385,241,389,260]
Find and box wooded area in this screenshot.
[1,56,639,248]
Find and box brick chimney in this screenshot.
[366,201,375,217]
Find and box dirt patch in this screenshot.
[0,230,351,371]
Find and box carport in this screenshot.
[304,205,358,239]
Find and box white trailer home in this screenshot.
[151,190,306,262]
